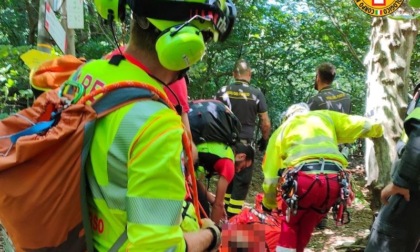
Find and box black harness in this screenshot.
[279,158,351,225]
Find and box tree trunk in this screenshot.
[364,3,419,211]
[26,0,39,45]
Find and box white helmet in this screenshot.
[284,103,309,121]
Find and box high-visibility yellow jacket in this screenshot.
[262,110,383,209]
[196,142,235,181]
[72,57,190,251]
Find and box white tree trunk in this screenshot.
[364,3,419,209]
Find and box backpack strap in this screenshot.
[92,87,158,116]
[9,120,55,144]
[80,81,203,250]
[108,228,128,252]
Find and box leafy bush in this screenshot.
[77,38,114,60]
[0,45,32,119]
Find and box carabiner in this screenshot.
[59,80,85,104]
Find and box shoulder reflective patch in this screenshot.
[127,197,183,226]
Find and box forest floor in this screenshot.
[236,151,374,252]
[0,153,373,252]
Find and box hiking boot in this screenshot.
[316,216,328,230]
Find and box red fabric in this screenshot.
[103,46,125,59]
[223,193,282,252]
[214,158,235,183]
[104,46,151,75]
[164,78,189,112]
[278,172,340,252]
[105,47,189,112]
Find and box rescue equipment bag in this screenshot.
[0,80,171,252]
[188,99,241,146]
[30,55,86,92]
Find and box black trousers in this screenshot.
[365,190,420,252]
[225,163,254,217]
[196,180,210,217]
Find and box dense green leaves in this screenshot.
[188,0,372,123]
[0,0,417,121]
[0,45,33,118]
[409,0,420,8]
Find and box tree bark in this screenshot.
[364,3,419,211]
[25,0,39,45]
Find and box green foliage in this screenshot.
[0,45,32,118]
[0,0,403,122]
[0,0,30,46]
[77,39,114,59]
[188,0,370,124]
[409,0,420,8]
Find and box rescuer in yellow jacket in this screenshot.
[262,103,383,252]
[75,0,237,251]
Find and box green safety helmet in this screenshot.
[94,0,237,71]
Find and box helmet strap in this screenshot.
[127,0,210,20]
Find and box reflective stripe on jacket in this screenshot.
[73,59,188,251]
[308,87,351,114]
[262,110,383,209]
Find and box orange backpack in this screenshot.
[0,80,195,251]
[30,55,86,91]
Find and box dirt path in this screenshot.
[306,168,373,251]
[1,154,372,252]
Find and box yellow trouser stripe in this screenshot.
[228,198,244,206]
[224,193,231,204]
[227,206,242,214]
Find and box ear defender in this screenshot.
[156,25,205,71]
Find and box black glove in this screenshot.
[201,218,221,251]
[206,225,221,251]
[257,138,268,152]
[261,203,272,213]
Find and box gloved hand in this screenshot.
[257,137,268,152]
[261,203,272,214]
[201,218,221,251]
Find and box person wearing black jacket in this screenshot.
[365,86,420,251]
[308,62,351,114]
[215,58,271,217]
[308,62,352,229]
